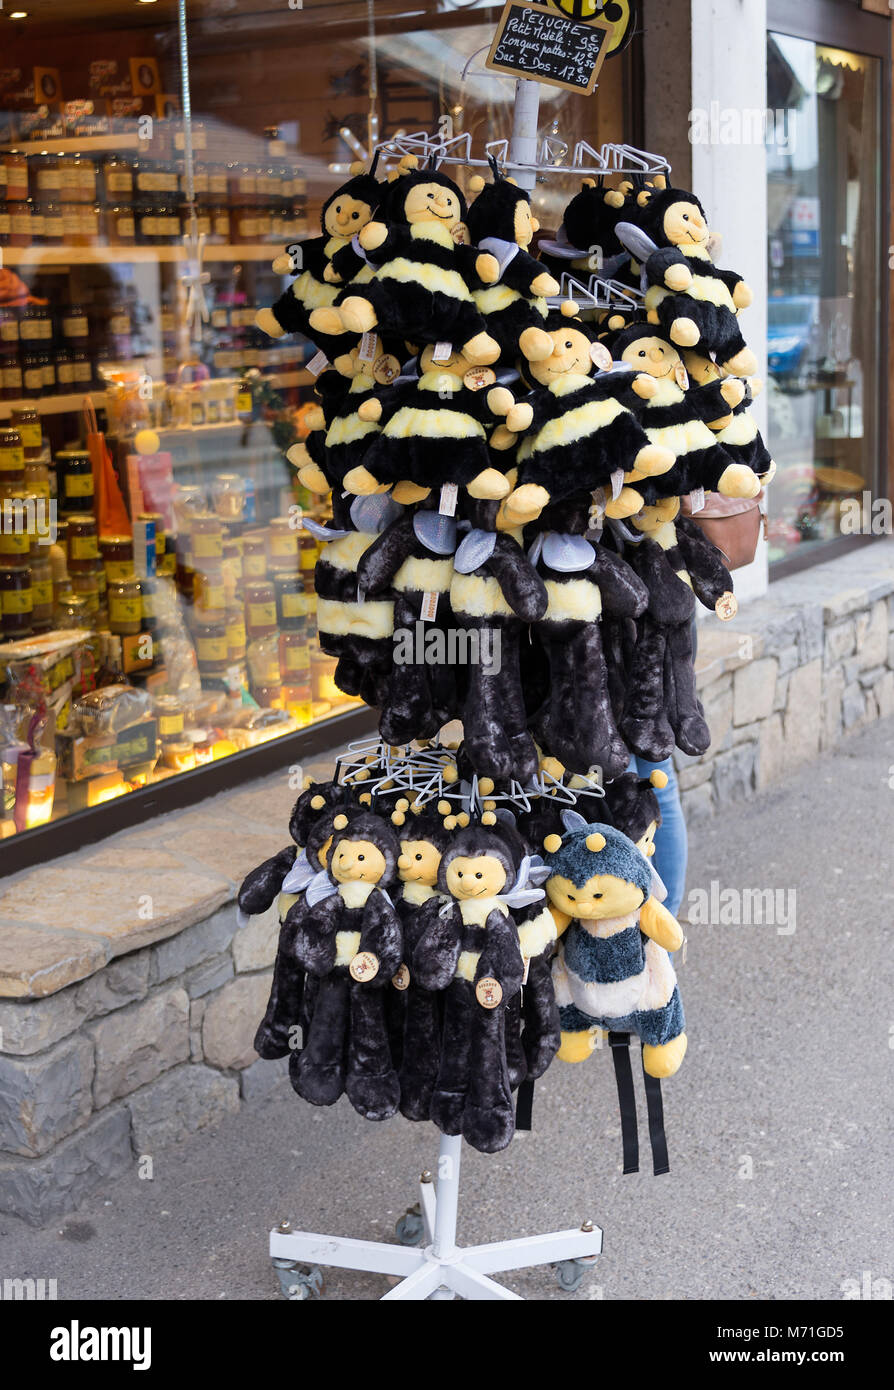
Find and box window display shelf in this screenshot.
[8,133,151,157]
[0,372,313,420]
[2,244,284,266]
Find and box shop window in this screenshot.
[765,29,883,571]
[0,1,630,856]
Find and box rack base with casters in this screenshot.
[269,1132,602,1301]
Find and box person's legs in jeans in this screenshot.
[630,754,688,917]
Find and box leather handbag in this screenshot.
[680,491,765,570]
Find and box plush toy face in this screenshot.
[637,819,659,858]
[324,195,375,239]
[445,854,507,900]
[403,180,462,229]
[513,198,538,248]
[620,334,681,379]
[418,343,475,375]
[547,870,645,920]
[528,326,594,384]
[331,837,387,885]
[632,497,680,530]
[398,838,442,887]
[662,198,709,249]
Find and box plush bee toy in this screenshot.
[615,182,757,375]
[610,324,761,508]
[309,164,500,366]
[620,497,734,760]
[464,158,559,365]
[683,350,776,486]
[498,308,674,528]
[256,160,381,359]
[413,823,527,1152]
[543,823,686,1077]
[288,811,403,1120]
[341,342,529,500]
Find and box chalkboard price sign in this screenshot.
[485,0,612,94]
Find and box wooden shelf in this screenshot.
[7,133,150,157]
[1,243,285,266]
[0,370,312,420]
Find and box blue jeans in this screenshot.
[628,754,688,918]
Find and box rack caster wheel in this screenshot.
[272,1259,325,1301]
[395,1204,425,1246]
[555,1259,588,1293]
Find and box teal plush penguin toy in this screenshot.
[542,822,687,1078]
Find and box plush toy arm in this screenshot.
[237,845,298,917]
[646,246,693,291]
[631,539,695,626]
[489,535,549,621]
[591,548,649,619]
[547,903,572,938]
[357,891,404,984]
[288,895,339,976]
[639,896,684,952]
[675,516,735,608]
[356,512,416,595]
[328,240,366,284]
[357,219,398,259]
[412,904,463,991]
[478,912,525,995]
[688,379,734,426]
[713,265,753,306]
[499,248,559,298]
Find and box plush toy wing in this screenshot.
[614,221,660,264]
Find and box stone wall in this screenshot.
[676,541,894,822]
[1,540,892,1226]
[0,901,286,1225]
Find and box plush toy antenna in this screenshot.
[650,770,669,789]
[585,832,606,852]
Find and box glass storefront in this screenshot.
[0,1,633,847]
[765,26,884,570]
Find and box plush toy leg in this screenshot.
[520,952,561,1080]
[503,991,528,1090]
[308,306,345,336]
[461,1006,516,1154]
[290,972,349,1106]
[543,625,630,779]
[621,618,675,761]
[254,919,306,1059]
[379,596,439,745]
[345,985,400,1121]
[557,1027,600,1063]
[665,622,710,755]
[642,1032,688,1078]
[336,296,377,334]
[256,305,287,339]
[430,980,475,1136]
[461,622,537,784]
[398,986,443,1122]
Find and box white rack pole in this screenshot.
[508,78,541,192]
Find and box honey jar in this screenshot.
[241,530,267,580]
[108,575,142,635]
[0,564,32,635]
[66,516,100,570]
[0,428,25,486]
[56,450,95,513]
[267,515,299,572]
[10,409,41,458]
[99,534,134,581]
[194,622,229,674]
[244,580,277,638]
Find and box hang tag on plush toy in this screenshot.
[350,951,380,982]
[420,590,440,622]
[392,964,411,991]
[674,361,690,391]
[306,349,330,377]
[688,486,705,514]
[373,353,400,386]
[476,977,503,1009]
[463,366,496,392]
[590,341,613,371]
[432,341,453,364]
[521,956,531,987]
[358,331,379,363]
[715,591,738,621]
[439,482,458,516]
[610,468,625,500]
[452,222,470,245]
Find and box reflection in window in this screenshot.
[765,32,881,567]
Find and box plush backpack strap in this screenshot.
[641,1051,670,1176]
[609,1032,639,1174]
[515,1076,535,1132]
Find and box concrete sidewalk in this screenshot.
[2,717,892,1301]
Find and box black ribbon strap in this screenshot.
[609,1032,639,1174]
[641,1052,670,1176]
[515,1077,535,1131]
